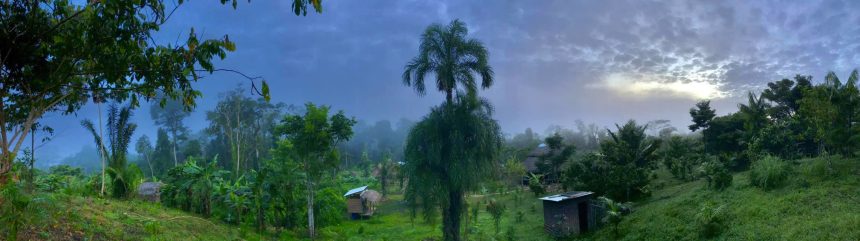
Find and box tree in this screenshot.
[689,100,717,132]
[659,135,703,181]
[502,156,526,190]
[402,19,494,103]
[0,0,321,184]
[81,104,138,198]
[377,151,394,196]
[152,129,174,177]
[151,95,190,167]
[737,91,770,138]
[135,135,156,179]
[761,75,811,120]
[536,133,575,183]
[274,103,355,239]
[601,120,661,201]
[206,88,285,175]
[403,95,503,241]
[798,70,860,156]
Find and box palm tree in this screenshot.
[403,95,503,241]
[402,19,494,103]
[737,91,770,135]
[598,196,627,238]
[81,104,138,198]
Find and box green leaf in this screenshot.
[261,80,271,102]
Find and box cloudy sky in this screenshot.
[35,0,860,161]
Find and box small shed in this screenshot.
[137,182,163,203]
[540,191,602,237]
[344,186,382,219]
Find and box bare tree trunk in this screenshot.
[98,101,106,196]
[172,131,178,166]
[306,176,315,239]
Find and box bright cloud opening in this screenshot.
[591,73,727,100]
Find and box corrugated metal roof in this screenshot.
[539,191,594,202]
[343,186,368,197]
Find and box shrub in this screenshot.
[749,155,790,190]
[485,199,506,234]
[695,201,727,238]
[699,158,732,190]
[0,182,53,240]
[527,173,545,197]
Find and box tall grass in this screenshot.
[749,155,791,190]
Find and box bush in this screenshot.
[485,199,506,234]
[699,158,732,190]
[696,201,727,238]
[749,155,791,190]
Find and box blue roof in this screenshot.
[343,186,368,197]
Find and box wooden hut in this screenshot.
[344,186,368,219]
[344,186,382,219]
[540,191,602,237]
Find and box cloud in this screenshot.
[591,73,727,100]
[36,0,860,159]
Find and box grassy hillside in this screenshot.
[16,195,265,241]
[581,156,860,241]
[18,156,860,241]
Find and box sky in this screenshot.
[33,0,860,163]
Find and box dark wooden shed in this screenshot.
[344,186,368,219]
[540,191,602,237]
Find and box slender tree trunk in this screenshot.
[306,176,316,239]
[442,189,464,241]
[145,155,155,179]
[172,131,178,166]
[98,101,106,196]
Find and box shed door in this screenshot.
[578,201,588,232]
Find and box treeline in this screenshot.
[543,70,860,203]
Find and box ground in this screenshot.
[20,156,860,240]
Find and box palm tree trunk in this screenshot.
[442,189,464,241]
[446,90,453,103]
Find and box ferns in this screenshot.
[695,201,728,238]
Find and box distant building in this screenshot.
[523,143,549,174]
[522,143,560,183]
[540,191,604,237]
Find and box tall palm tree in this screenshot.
[81,104,138,198]
[402,19,494,103]
[737,91,770,135]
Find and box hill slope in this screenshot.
[18,195,264,241]
[582,156,860,241]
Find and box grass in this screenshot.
[19,156,860,240]
[17,194,264,241]
[580,156,860,241]
[308,192,555,241]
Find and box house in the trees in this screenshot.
[540,191,604,237]
[343,186,382,219]
[522,143,560,183]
